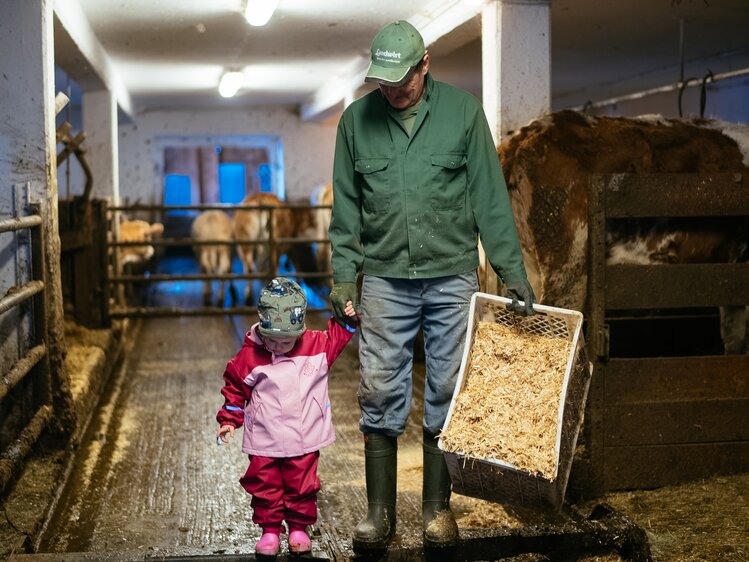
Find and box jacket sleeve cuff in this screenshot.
[497,266,528,286]
[216,406,243,428]
[333,269,358,284]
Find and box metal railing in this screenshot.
[0,203,52,495]
[106,202,333,318]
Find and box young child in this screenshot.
[216,276,357,556]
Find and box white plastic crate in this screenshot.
[438,292,591,511]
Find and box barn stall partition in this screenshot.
[0,202,52,496]
[105,202,332,318]
[579,172,749,494]
[58,199,109,328]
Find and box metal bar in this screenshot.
[109,238,237,248]
[0,345,47,402]
[0,215,42,233]
[107,203,331,212]
[275,237,330,244]
[108,305,331,318]
[0,280,45,316]
[30,202,52,407]
[107,237,331,248]
[108,271,333,283]
[571,65,749,111]
[106,238,330,248]
[0,405,52,494]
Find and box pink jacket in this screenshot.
[216,317,355,457]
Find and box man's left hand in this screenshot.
[505,278,536,316]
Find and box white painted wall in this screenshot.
[118,106,337,207]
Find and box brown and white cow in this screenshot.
[233,192,327,304]
[118,219,164,266]
[495,111,749,354]
[232,193,294,304]
[114,218,164,306]
[191,210,233,307]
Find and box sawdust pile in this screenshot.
[440,320,570,479]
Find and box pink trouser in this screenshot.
[240,451,320,531]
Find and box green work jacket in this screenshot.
[330,74,527,285]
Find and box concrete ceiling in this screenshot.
[53,0,749,120]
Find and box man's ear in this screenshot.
[421,53,430,75]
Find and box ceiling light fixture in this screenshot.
[244,0,279,27]
[218,70,244,98]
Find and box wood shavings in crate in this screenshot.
[440,319,570,479]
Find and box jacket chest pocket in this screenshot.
[429,153,467,211]
[355,157,391,214]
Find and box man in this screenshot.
[329,20,535,550]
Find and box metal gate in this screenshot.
[0,201,52,496]
[578,172,749,494]
[105,202,332,318]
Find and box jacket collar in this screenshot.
[382,73,433,139]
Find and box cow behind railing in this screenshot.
[191,210,233,307]
[232,193,324,305]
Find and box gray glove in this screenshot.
[330,282,358,325]
[505,278,536,316]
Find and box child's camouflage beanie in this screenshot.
[257,277,307,337]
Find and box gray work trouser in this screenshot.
[357,273,478,437]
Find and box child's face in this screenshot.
[261,335,298,354]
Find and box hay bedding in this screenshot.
[440,320,570,479]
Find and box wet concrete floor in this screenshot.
[25,305,435,559]
[11,274,637,561]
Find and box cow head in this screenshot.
[119,219,164,266]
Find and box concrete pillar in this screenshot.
[83,89,120,203]
[0,0,72,430]
[482,0,551,144]
[480,0,550,295]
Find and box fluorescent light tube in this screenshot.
[245,0,279,27]
[218,71,244,98]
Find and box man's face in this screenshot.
[379,54,430,110]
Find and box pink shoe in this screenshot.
[255,532,280,556]
[288,529,311,554]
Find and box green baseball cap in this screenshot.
[365,20,425,87]
[257,277,307,338]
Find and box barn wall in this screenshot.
[118,106,337,207]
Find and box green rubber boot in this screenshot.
[422,429,459,547]
[352,433,397,551]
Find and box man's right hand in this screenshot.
[330,282,358,324]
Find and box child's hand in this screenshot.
[344,300,357,318]
[343,300,361,326]
[216,424,235,445]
